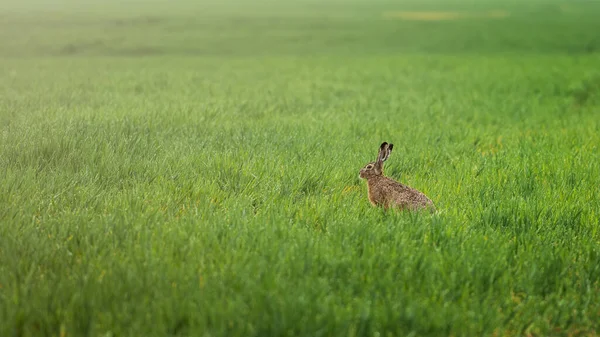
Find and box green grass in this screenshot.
[1,0,600,336]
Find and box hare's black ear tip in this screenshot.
[380,141,388,148]
[389,144,394,150]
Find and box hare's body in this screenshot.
[366,176,434,210]
[359,142,435,212]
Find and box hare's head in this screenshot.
[359,142,393,179]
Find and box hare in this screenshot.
[359,142,435,211]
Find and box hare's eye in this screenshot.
[366,164,373,169]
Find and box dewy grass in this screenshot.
[1,0,600,336]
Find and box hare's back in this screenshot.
[385,178,434,210]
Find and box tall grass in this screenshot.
[1,0,600,336]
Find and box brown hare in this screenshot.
[359,142,435,211]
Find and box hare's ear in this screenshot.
[375,142,388,169]
[379,142,393,162]
[386,143,393,161]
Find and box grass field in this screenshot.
[1,0,600,336]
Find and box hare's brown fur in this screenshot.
[359,142,435,211]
